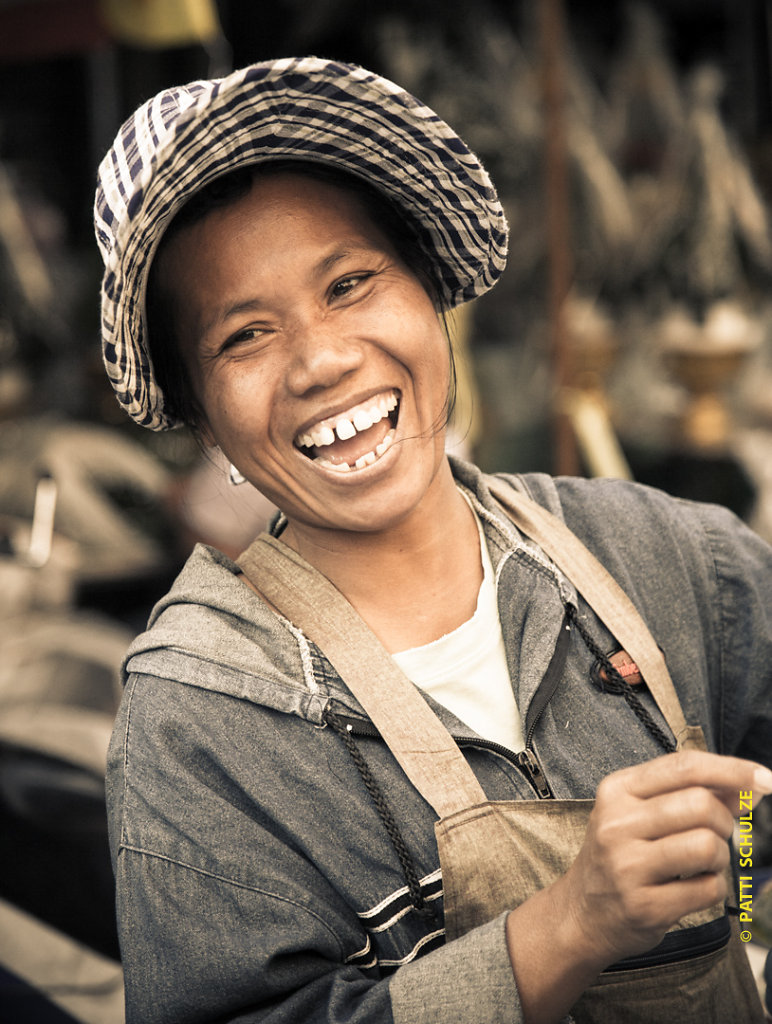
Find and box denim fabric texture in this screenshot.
[107,458,772,1024]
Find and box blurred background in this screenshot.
[0,1,771,1021]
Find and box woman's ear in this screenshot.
[197,429,246,484]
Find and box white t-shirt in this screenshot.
[392,499,525,753]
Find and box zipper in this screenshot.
[601,914,730,972]
[458,738,553,799]
[514,748,552,799]
[524,612,572,749]
[328,714,554,799]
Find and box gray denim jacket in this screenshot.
[107,460,772,1024]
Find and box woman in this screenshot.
[95,58,772,1023]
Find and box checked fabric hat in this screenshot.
[95,56,509,430]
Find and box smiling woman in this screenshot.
[95,57,772,1024]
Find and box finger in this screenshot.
[634,787,735,842]
[596,858,730,940]
[605,751,772,806]
[649,828,731,885]
[637,871,730,930]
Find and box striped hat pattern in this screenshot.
[95,56,509,430]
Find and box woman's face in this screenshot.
[157,172,452,538]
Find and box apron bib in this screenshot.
[237,476,764,1022]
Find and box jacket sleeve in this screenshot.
[389,913,523,1023]
[690,498,772,767]
[107,674,527,1024]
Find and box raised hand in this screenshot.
[507,751,772,1024]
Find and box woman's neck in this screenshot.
[280,463,483,653]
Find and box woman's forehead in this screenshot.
[161,172,400,278]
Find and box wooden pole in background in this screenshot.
[539,0,579,475]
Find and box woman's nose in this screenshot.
[284,316,365,396]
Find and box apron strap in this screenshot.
[237,535,487,818]
[484,474,691,747]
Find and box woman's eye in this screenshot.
[330,273,372,300]
[222,325,268,351]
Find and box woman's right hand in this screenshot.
[554,750,770,965]
[506,750,772,1024]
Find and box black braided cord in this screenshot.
[565,604,677,754]
[325,713,436,918]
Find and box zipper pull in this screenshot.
[516,748,553,799]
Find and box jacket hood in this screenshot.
[124,542,335,722]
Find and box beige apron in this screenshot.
[237,477,764,1022]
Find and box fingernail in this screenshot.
[752,766,772,795]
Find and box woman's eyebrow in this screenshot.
[201,297,267,340]
[316,243,381,276]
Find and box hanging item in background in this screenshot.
[98,0,222,50]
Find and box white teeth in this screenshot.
[314,425,336,447]
[353,408,374,432]
[335,418,356,441]
[296,389,401,474]
[375,431,394,457]
[317,429,395,474]
[297,391,398,450]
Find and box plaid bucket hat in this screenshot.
[95,56,509,430]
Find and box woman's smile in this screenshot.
[155,171,454,539]
[295,389,399,471]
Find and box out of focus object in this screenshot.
[0,161,54,316]
[0,610,128,1021]
[0,417,179,616]
[660,301,761,451]
[26,472,58,568]
[683,64,772,299]
[562,389,631,480]
[559,297,632,480]
[0,898,124,1024]
[0,603,129,1022]
[99,0,221,48]
[0,417,182,1020]
[539,0,576,476]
